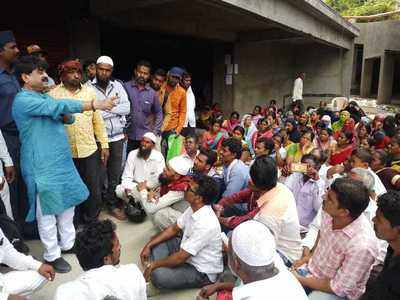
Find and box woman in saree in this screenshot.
[202,118,228,151]
[222,111,240,133]
[329,130,355,166]
[331,110,350,133]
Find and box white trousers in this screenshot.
[36,196,75,262]
[115,183,142,203]
[0,180,14,220]
[0,270,47,298]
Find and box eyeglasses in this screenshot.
[186,185,197,194]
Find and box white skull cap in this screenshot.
[232,220,276,266]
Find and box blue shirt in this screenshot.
[12,90,89,221]
[0,68,21,129]
[124,80,163,140]
[222,159,249,197]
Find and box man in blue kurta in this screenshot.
[12,55,117,273]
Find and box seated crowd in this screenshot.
[1,30,400,300]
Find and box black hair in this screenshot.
[136,59,151,70]
[269,99,277,105]
[358,122,372,135]
[250,156,277,190]
[342,130,354,142]
[192,173,219,205]
[182,71,191,78]
[211,117,224,127]
[185,133,199,143]
[14,55,48,85]
[233,125,245,137]
[230,111,240,119]
[272,133,283,144]
[301,153,319,168]
[254,105,262,112]
[330,178,369,220]
[311,148,329,164]
[391,135,400,146]
[199,148,217,167]
[319,126,333,136]
[74,220,117,271]
[352,148,372,164]
[267,112,276,120]
[153,68,166,77]
[383,116,396,138]
[83,59,96,70]
[257,117,268,126]
[377,191,400,227]
[374,149,391,167]
[222,138,242,159]
[301,128,315,141]
[256,137,274,153]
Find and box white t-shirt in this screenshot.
[232,268,308,300]
[55,264,146,300]
[177,205,223,282]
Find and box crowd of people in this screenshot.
[1,29,400,300]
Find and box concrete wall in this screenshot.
[68,18,101,60]
[356,21,400,59]
[230,40,352,114]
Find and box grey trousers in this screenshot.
[150,237,211,289]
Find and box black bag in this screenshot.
[125,197,146,223]
[0,214,29,254]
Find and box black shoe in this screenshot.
[46,257,71,273]
[61,247,75,255]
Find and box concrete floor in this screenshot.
[27,212,199,300]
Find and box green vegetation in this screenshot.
[326,0,396,16]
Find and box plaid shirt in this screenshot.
[308,211,379,300]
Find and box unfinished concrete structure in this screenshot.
[354,20,400,104]
[4,0,358,113]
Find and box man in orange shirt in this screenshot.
[159,67,187,156]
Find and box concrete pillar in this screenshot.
[340,44,354,97]
[360,58,373,97]
[377,53,395,104]
[68,18,101,60]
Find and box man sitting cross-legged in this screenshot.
[140,174,223,290]
[139,155,192,230]
[115,132,165,205]
[291,178,379,300]
[55,220,146,300]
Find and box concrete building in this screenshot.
[353,20,400,104]
[3,0,358,113]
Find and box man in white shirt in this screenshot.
[55,220,146,300]
[0,129,15,219]
[139,155,192,230]
[115,132,165,203]
[228,220,308,300]
[140,174,223,290]
[292,72,305,112]
[181,71,196,137]
[0,228,54,299]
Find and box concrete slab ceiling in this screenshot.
[91,0,358,49]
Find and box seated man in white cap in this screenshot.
[115,132,164,204]
[0,228,55,299]
[88,55,130,220]
[138,155,192,230]
[140,174,223,290]
[197,220,307,300]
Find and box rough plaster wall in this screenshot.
[232,41,346,114]
[356,21,400,59]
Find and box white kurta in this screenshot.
[292,77,303,101]
[184,86,196,127]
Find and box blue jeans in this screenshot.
[150,237,212,289]
[308,291,347,300]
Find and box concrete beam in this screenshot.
[207,0,356,49]
[91,0,177,15]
